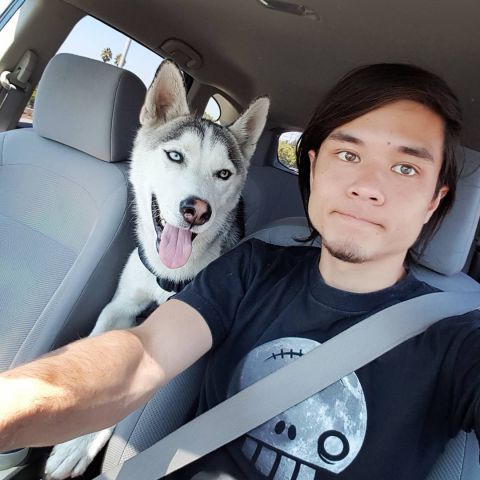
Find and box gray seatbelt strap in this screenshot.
[96,291,480,480]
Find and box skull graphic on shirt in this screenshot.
[227,338,367,478]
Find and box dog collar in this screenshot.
[137,245,192,293]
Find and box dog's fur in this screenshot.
[44,60,269,479]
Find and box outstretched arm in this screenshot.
[0,299,211,451]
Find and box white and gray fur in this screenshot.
[44,60,269,480]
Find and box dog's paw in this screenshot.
[45,429,113,479]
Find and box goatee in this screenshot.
[322,239,368,264]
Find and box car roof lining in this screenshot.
[62,0,480,150]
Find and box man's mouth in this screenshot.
[150,194,197,269]
[335,211,382,228]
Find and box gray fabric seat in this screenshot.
[101,146,479,479]
[0,53,146,369]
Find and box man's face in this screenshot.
[308,100,448,265]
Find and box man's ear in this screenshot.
[228,97,270,160]
[424,185,449,224]
[139,60,190,127]
[308,149,318,190]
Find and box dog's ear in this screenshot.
[140,60,190,126]
[228,96,270,159]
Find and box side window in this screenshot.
[58,17,163,86]
[203,96,220,123]
[0,0,10,16]
[203,93,243,126]
[20,15,164,125]
[277,131,301,173]
[0,0,23,26]
[1,1,26,124]
[0,0,25,56]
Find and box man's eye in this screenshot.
[165,150,184,162]
[216,169,232,180]
[338,151,359,162]
[392,164,417,176]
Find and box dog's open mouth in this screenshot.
[151,195,197,269]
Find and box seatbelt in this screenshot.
[95,290,480,480]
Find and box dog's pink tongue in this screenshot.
[159,223,192,269]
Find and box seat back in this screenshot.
[0,53,146,368]
[243,164,305,235]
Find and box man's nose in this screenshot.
[347,172,385,205]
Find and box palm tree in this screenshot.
[100,47,112,63]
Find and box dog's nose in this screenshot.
[180,197,212,226]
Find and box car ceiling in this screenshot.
[64,0,480,150]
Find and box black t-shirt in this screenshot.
[172,239,480,480]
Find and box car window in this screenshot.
[0,0,10,16]
[0,0,23,25]
[59,16,162,87]
[204,96,220,122]
[19,15,164,125]
[277,130,301,172]
[17,14,222,127]
[0,0,24,56]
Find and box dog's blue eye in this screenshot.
[165,150,183,162]
[216,169,232,180]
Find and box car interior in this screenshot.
[0,0,479,479]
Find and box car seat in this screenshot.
[0,52,145,369]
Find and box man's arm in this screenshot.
[0,299,211,451]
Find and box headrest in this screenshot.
[33,53,146,163]
[248,147,480,276]
[413,147,480,275]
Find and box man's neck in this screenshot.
[319,249,407,293]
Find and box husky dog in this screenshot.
[45,60,269,479]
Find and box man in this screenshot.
[0,63,478,479]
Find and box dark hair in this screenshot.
[296,63,462,259]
